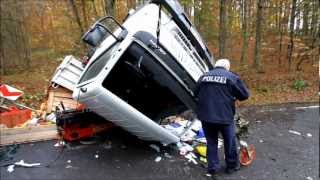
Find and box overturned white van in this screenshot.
[73,0,214,145]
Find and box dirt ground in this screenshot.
[1,103,318,180]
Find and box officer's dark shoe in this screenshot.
[225,166,240,174]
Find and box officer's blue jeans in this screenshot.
[202,121,239,173]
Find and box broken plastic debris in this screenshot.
[14,160,41,167]
[190,119,202,132]
[180,130,197,142]
[154,156,162,162]
[28,118,39,126]
[46,113,56,123]
[7,165,15,173]
[54,141,65,147]
[289,130,301,136]
[240,140,249,147]
[196,137,207,144]
[199,156,207,163]
[163,123,184,136]
[149,144,160,153]
[306,133,312,137]
[195,145,206,157]
[177,142,194,155]
[184,153,198,165]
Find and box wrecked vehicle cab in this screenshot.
[73,0,214,145]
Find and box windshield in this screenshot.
[78,43,120,84]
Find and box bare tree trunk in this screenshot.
[240,0,249,65]
[278,25,284,65]
[105,0,115,17]
[254,0,263,71]
[302,1,309,36]
[278,0,286,65]
[69,0,84,35]
[81,0,88,29]
[193,0,201,29]
[0,43,4,75]
[20,1,30,69]
[296,5,301,36]
[91,0,99,18]
[0,6,4,75]
[287,0,297,71]
[219,0,227,58]
[310,0,319,64]
[127,0,136,10]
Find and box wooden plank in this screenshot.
[46,86,78,113]
[52,97,77,104]
[1,125,57,135]
[53,92,73,98]
[0,125,59,146]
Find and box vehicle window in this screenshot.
[79,43,120,84]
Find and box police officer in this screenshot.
[195,59,249,178]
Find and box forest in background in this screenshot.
[0,0,319,107]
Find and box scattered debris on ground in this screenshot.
[289,130,302,136]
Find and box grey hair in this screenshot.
[214,59,230,71]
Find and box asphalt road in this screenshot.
[0,103,318,180]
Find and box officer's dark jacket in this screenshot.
[195,67,249,124]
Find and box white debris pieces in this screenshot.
[288,130,302,136]
[176,142,199,165]
[177,142,194,156]
[54,140,66,147]
[288,130,314,138]
[161,115,227,165]
[14,160,41,167]
[163,117,205,143]
[46,113,57,123]
[306,133,312,137]
[7,165,15,173]
[184,152,198,165]
[8,160,42,172]
[240,140,248,147]
[27,117,40,126]
[154,156,162,162]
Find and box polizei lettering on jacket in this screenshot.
[202,75,227,84]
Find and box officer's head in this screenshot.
[214,59,230,71]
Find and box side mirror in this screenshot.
[82,16,128,47]
[82,24,108,47]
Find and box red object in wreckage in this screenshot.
[62,122,114,141]
[0,106,32,128]
[239,144,256,166]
